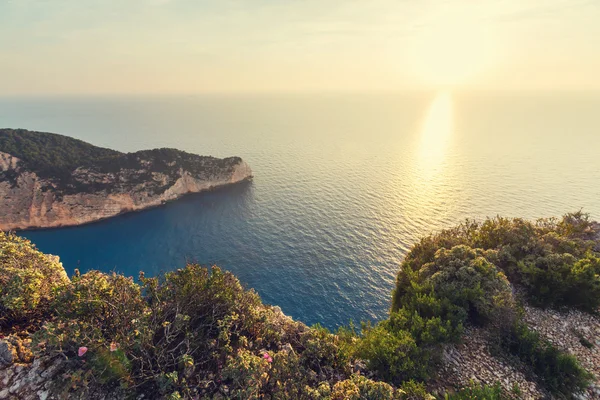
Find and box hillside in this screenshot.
[0,129,252,230]
[1,212,599,399]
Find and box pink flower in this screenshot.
[78,347,88,357]
[110,343,118,352]
[263,352,273,363]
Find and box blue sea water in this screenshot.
[2,91,600,329]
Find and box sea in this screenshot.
[1,91,599,329]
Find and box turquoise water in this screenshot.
[2,92,600,329]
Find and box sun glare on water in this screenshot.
[418,91,453,169]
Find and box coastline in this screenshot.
[10,176,254,233]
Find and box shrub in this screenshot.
[518,252,600,311]
[221,348,270,398]
[398,380,434,400]
[37,270,147,356]
[392,245,514,340]
[350,374,400,399]
[388,213,597,397]
[0,232,69,326]
[393,212,600,314]
[132,265,267,393]
[443,382,505,399]
[421,246,513,325]
[329,374,406,400]
[498,321,592,397]
[30,264,362,398]
[356,324,428,384]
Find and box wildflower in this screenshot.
[110,342,118,352]
[78,346,88,357]
[263,352,273,363]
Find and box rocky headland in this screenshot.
[0,129,252,231]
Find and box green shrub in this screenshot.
[421,246,513,325]
[393,212,600,314]
[221,348,270,398]
[518,252,600,311]
[132,265,268,393]
[349,374,401,399]
[391,245,514,341]
[37,270,147,356]
[88,347,132,386]
[329,374,406,400]
[398,380,434,399]
[29,264,362,397]
[370,245,515,387]
[443,382,505,399]
[388,213,597,397]
[356,324,428,384]
[0,232,69,326]
[499,321,592,397]
[6,211,598,400]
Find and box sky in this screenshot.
[1,0,599,95]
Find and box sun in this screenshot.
[409,11,493,87]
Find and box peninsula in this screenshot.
[0,129,252,231]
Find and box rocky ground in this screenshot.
[0,334,58,400]
[433,304,600,400]
[436,327,547,399]
[523,306,600,400]
[0,334,131,400]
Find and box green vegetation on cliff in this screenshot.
[0,128,243,194]
[0,129,120,179]
[1,212,598,399]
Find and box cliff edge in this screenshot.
[0,129,252,230]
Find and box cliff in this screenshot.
[0,129,252,231]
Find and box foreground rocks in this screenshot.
[523,306,600,399]
[0,336,132,400]
[433,305,600,400]
[437,328,547,399]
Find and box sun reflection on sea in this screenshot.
[390,91,459,239]
[417,91,453,178]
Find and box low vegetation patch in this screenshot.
[0,232,69,328]
[1,211,597,399]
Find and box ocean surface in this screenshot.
[2,91,600,329]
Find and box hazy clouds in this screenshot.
[1,0,599,94]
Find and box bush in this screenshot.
[364,245,515,388]
[328,374,406,400]
[31,264,362,398]
[443,382,505,399]
[498,321,592,397]
[518,252,600,311]
[393,212,600,313]
[387,213,597,397]
[132,265,268,394]
[421,246,513,325]
[356,324,427,384]
[0,232,69,326]
[34,270,146,387]
[391,245,514,342]
[398,380,434,400]
[5,212,598,399]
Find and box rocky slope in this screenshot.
[0,129,252,230]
